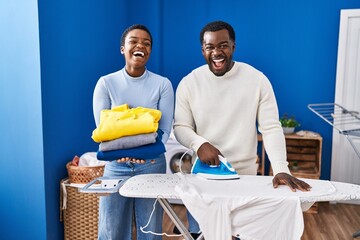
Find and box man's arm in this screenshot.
[173,80,208,153]
[256,75,311,191]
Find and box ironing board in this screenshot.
[119,173,360,240]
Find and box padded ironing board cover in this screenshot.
[119,173,360,202]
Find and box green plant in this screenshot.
[280,114,300,128]
[292,160,299,170]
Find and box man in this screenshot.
[173,20,311,234]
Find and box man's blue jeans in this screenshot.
[98,154,166,240]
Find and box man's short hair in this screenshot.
[200,21,235,44]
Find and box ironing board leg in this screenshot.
[197,232,205,240]
[158,198,194,240]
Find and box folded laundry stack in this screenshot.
[92,104,166,161]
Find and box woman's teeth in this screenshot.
[133,51,144,57]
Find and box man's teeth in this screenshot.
[213,58,224,67]
[213,59,224,63]
[133,51,144,57]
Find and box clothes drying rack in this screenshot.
[308,102,360,238]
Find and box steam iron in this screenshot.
[191,155,240,180]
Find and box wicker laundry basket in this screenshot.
[66,161,104,184]
[60,178,100,240]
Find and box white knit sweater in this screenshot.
[174,62,290,175]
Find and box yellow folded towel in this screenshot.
[92,104,161,142]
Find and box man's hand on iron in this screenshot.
[273,173,312,192]
[197,142,222,165]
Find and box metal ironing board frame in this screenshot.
[80,176,204,240]
[308,102,360,238]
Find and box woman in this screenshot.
[93,24,174,240]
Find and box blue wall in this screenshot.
[0,0,46,239]
[1,0,360,239]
